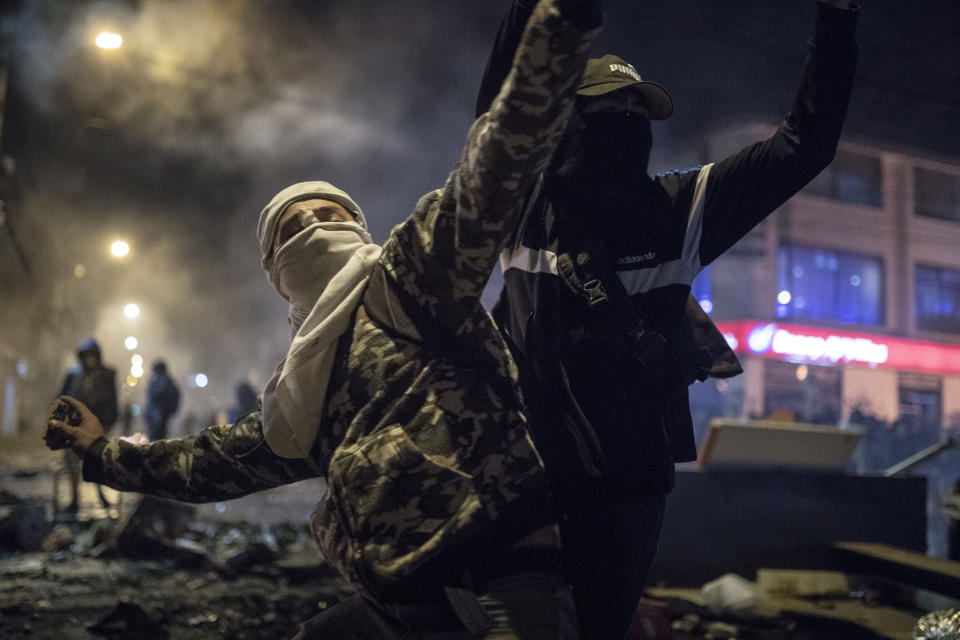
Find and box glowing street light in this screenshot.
[126,375,138,387]
[131,354,143,367]
[194,374,208,388]
[95,32,123,49]
[123,303,140,319]
[110,240,130,258]
[131,364,144,378]
[124,336,138,350]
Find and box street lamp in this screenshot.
[95,32,123,50]
[110,240,130,258]
[123,303,140,319]
[124,336,138,350]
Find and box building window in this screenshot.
[916,264,960,333]
[762,360,841,425]
[777,245,884,325]
[804,149,883,207]
[915,167,960,223]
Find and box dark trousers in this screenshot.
[294,572,577,639]
[949,518,960,562]
[561,494,667,640]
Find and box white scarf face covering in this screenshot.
[257,182,382,458]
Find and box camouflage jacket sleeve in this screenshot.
[379,0,600,320]
[82,411,323,503]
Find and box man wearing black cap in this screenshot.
[144,360,180,441]
[476,1,859,638]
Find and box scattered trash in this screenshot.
[41,524,74,552]
[87,600,167,638]
[756,569,851,598]
[672,613,700,634]
[628,597,673,639]
[702,620,739,640]
[0,555,44,577]
[913,609,960,640]
[0,471,346,639]
[115,495,196,546]
[701,573,763,614]
[73,518,114,551]
[184,612,218,627]
[0,497,51,552]
[224,541,280,575]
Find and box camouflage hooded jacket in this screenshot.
[83,0,601,600]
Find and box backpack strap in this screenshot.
[553,200,669,369]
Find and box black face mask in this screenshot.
[580,111,652,177]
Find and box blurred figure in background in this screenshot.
[144,360,180,441]
[56,338,117,513]
[229,380,259,423]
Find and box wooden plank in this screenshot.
[648,587,918,640]
[833,542,960,579]
[832,542,960,596]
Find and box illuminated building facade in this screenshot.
[687,124,960,553]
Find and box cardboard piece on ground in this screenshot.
[756,569,850,597]
[648,586,918,640]
[698,419,862,471]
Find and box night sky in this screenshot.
[1,0,958,420]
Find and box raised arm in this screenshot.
[460,0,601,225]
[381,0,601,316]
[475,0,538,119]
[697,0,859,265]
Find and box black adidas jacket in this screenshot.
[482,0,859,501]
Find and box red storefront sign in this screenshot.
[715,320,960,376]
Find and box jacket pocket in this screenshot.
[523,313,606,480]
[310,495,356,586]
[328,426,474,591]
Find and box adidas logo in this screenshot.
[617,252,656,265]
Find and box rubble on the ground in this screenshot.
[0,488,351,639]
[0,485,946,639]
[0,490,51,553]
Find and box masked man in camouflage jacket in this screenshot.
[46,0,602,637]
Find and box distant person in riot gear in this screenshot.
[228,380,259,423]
[144,360,180,441]
[44,1,603,636]
[476,1,859,637]
[56,338,118,513]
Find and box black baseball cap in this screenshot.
[577,54,674,120]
